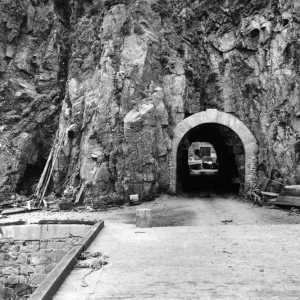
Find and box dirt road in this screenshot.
[118,194,300,227]
[4,193,300,227]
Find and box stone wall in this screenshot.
[0,224,91,300]
[220,126,246,183]
[171,110,258,193]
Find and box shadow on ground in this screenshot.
[111,194,300,227]
[121,207,198,227]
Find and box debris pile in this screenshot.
[75,251,109,269]
[244,174,284,206]
[0,194,40,217]
[290,207,300,215]
[0,186,124,217]
[244,174,300,213]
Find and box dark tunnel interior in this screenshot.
[16,156,47,196]
[177,123,245,196]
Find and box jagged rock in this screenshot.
[1,0,300,205]
[0,0,67,195]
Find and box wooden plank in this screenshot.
[0,220,27,226]
[261,192,279,197]
[280,185,300,197]
[274,195,300,207]
[75,182,85,204]
[35,145,54,197]
[35,220,96,225]
[39,130,66,206]
[2,208,42,215]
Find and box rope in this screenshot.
[74,253,109,287]
[81,265,102,287]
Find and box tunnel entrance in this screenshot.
[170,110,258,195]
[177,123,244,195]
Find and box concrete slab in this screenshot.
[136,209,152,228]
[69,225,91,237]
[54,222,300,300]
[8,224,91,240]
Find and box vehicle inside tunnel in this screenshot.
[177,123,245,195]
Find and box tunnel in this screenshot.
[177,123,245,195]
[170,110,258,195]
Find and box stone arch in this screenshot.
[170,109,258,193]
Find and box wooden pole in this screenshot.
[75,182,86,204]
[35,146,54,197]
[39,131,66,207]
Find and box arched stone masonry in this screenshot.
[170,109,258,193]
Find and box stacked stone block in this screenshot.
[0,224,90,300]
[170,110,258,193]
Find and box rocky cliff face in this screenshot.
[1,0,300,204]
[0,0,69,195]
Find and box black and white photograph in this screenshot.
[1,0,300,299]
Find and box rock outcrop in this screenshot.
[0,0,69,195]
[1,0,300,204]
